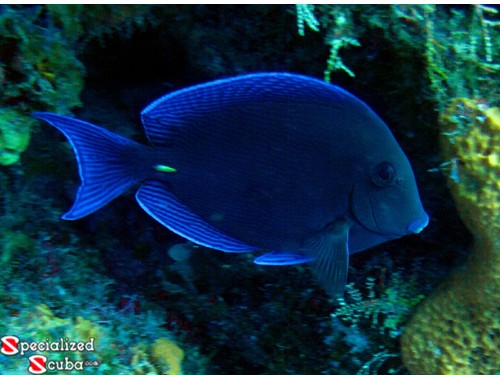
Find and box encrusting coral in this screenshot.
[0,5,153,166]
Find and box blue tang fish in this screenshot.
[35,73,428,297]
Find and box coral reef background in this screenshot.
[0,5,497,374]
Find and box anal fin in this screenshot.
[136,180,258,253]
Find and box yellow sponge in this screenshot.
[150,337,185,375]
[401,99,500,374]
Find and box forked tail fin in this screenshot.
[34,112,145,219]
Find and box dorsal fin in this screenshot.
[140,73,368,146]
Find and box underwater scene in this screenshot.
[0,4,498,375]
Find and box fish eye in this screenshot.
[371,162,397,187]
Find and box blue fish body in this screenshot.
[35,73,428,297]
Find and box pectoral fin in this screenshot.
[306,218,350,298]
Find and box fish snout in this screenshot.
[408,213,429,234]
